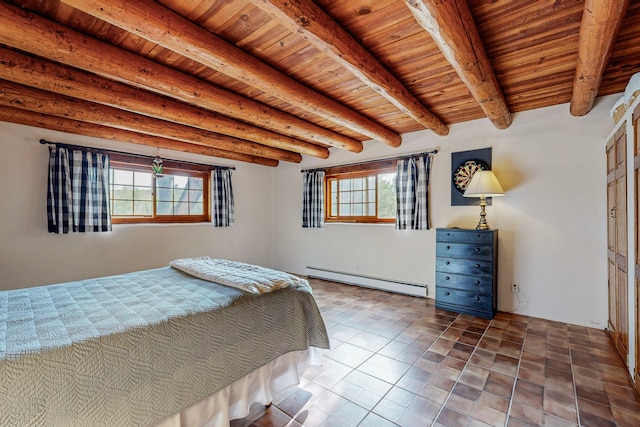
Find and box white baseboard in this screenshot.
[305,267,428,298]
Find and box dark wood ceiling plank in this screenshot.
[570,0,631,116]
[61,0,402,147]
[405,0,512,130]
[0,47,329,159]
[247,0,448,136]
[0,79,302,163]
[0,106,279,167]
[0,1,363,153]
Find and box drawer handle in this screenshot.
[475,296,481,301]
[445,292,450,296]
[475,280,481,285]
[446,245,451,250]
[446,261,450,265]
[475,264,480,268]
[445,276,450,280]
[475,248,480,252]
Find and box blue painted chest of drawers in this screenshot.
[435,228,498,319]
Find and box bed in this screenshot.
[0,259,330,426]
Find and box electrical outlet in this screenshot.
[512,283,519,292]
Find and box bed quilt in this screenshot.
[0,266,329,426]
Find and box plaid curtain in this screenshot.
[396,155,432,230]
[211,169,234,227]
[47,146,112,234]
[302,170,325,228]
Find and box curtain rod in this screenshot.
[39,139,235,170]
[300,149,438,173]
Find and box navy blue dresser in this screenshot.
[435,228,498,319]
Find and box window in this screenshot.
[109,154,210,224]
[325,161,397,223]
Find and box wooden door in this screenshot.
[607,125,629,364]
[607,135,618,341]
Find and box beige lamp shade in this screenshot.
[463,170,505,198]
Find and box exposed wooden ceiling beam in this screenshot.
[0,106,279,167]
[0,47,329,159]
[247,0,448,137]
[570,0,630,116]
[0,80,302,163]
[405,0,512,130]
[0,2,362,154]
[60,0,402,147]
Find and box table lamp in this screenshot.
[463,170,505,230]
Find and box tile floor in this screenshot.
[231,279,640,426]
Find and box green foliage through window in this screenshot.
[109,160,209,224]
[326,169,396,223]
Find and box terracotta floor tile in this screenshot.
[459,364,491,390]
[324,341,374,368]
[541,413,579,427]
[484,370,515,399]
[299,390,368,427]
[331,370,392,410]
[252,406,301,427]
[575,381,610,406]
[610,404,640,426]
[577,397,616,425]
[328,323,362,342]
[349,330,392,353]
[491,353,519,377]
[435,407,469,427]
[513,378,544,411]
[308,358,353,389]
[398,395,441,426]
[231,279,640,427]
[359,411,399,426]
[372,386,417,421]
[357,353,411,384]
[543,388,578,423]
[274,386,317,418]
[378,339,428,365]
[509,401,544,425]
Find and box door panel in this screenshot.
[607,137,618,341]
[607,126,628,365]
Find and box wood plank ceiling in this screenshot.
[0,0,639,167]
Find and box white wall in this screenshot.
[0,121,273,290]
[271,95,618,329]
[0,95,617,328]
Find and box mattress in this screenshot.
[0,266,329,426]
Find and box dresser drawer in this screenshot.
[436,272,493,293]
[435,287,493,317]
[435,257,493,277]
[436,229,494,245]
[435,242,493,260]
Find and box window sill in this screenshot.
[113,222,212,227]
[324,221,395,227]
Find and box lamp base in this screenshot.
[475,195,491,230]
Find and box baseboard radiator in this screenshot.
[305,266,428,298]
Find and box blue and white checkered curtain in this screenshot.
[211,168,234,227]
[302,170,325,228]
[396,155,432,230]
[47,146,112,234]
